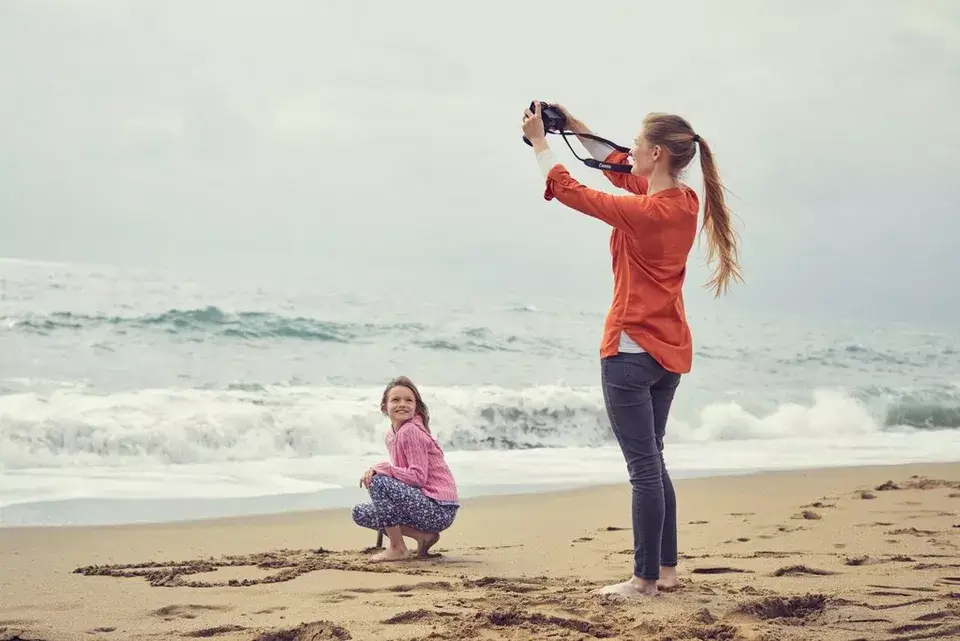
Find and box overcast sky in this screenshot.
[1,0,958,323]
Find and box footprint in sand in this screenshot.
[904,476,960,491]
[750,551,794,559]
[257,621,351,641]
[480,609,613,638]
[253,606,289,615]
[886,527,938,537]
[867,584,939,594]
[346,580,454,596]
[690,566,752,575]
[868,597,938,611]
[151,604,231,621]
[381,609,459,625]
[886,622,943,635]
[183,624,247,638]
[732,593,827,623]
[915,610,960,622]
[462,576,549,594]
[771,565,837,577]
[0,620,35,627]
[318,593,358,603]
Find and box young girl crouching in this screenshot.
[352,376,460,562]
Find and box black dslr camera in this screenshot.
[523,101,567,146]
[520,100,634,173]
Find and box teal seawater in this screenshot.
[1,258,958,525]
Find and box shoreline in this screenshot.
[1,461,958,640]
[5,455,958,529]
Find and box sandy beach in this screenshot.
[1,462,958,641]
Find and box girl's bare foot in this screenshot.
[657,566,680,590]
[399,526,441,557]
[370,546,413,562]
[416,532,440,557]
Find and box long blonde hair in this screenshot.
[642,112,743,297]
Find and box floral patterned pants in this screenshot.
[352,474,458,534]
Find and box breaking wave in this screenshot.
[1,383,956,470]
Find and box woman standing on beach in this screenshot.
[521,102,742,597]
[353,376,460,562]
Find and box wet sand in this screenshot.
[1,462,958,641]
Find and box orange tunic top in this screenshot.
[543,150,699,374]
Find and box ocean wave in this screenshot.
[5,307,396,342]
[0,383,956,470]
[1,307,552,353]
[885,402,960,429]
[779,344,938,369]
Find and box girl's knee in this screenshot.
[369,473,400,497]
[351,504,368,527]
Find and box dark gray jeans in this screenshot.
[601,351,681,581]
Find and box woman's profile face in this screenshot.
[629,131,660,177]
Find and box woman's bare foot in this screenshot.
[370,546,413,562]
[657,566,680,590]
[590,577,658,599]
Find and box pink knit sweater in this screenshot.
[372,416,459,503]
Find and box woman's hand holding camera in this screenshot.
[547,103,591,135]
[521,102,546,144]
[522,101,591,146]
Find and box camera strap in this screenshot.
[525,130,634,174]
[560,131,633,174]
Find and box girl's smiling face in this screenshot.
[384,384,417,425]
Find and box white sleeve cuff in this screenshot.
[582,138,614,161]
[536,148,562,178]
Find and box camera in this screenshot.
[523,101,567,146]
[520,101,635,174]
[535,101,567,133]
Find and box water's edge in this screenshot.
[4,461,953,529]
